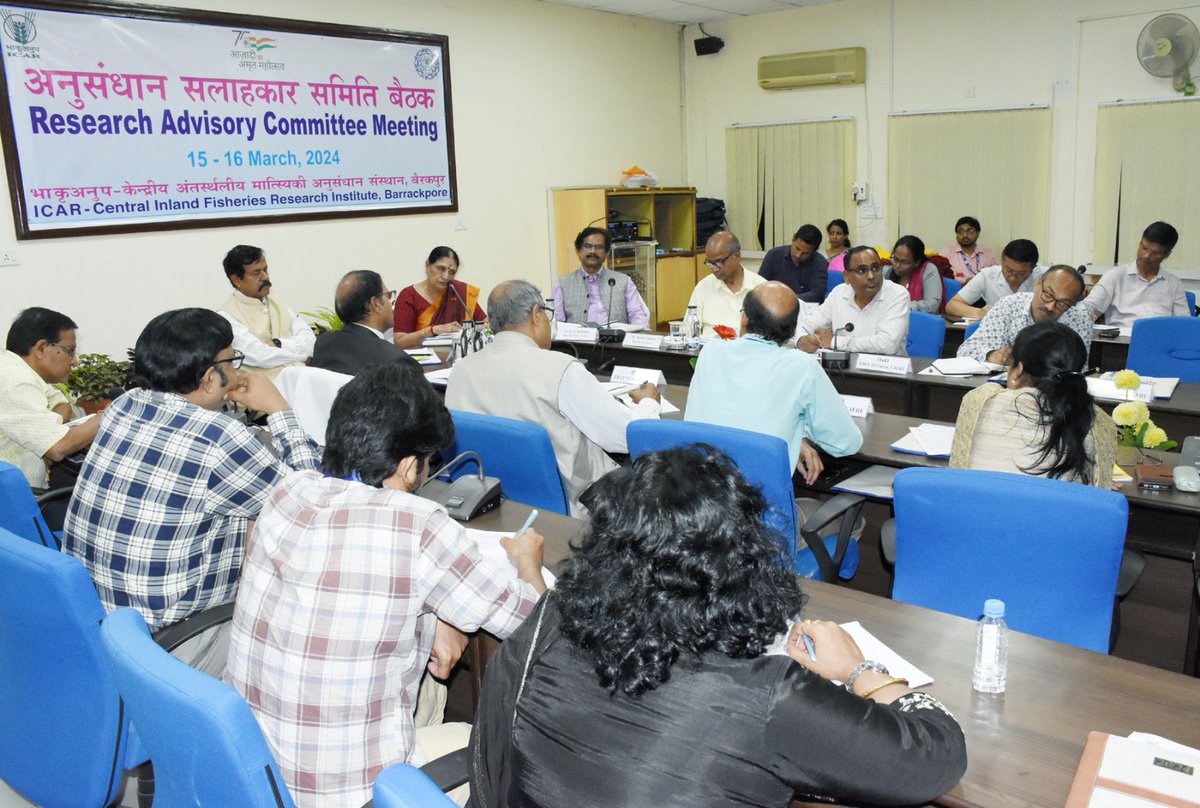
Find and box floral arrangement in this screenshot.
[712,324,737,340]
[1111,369,1176,450]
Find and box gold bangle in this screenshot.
[858,677,910,699]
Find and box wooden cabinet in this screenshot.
[550,186,697,328]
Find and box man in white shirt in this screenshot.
[446,280,660,514]
[686,231,765,335]
[217,245,316,379]
[945,239,1045,320]
[1085,222,1190,327]
[796,246,911,356]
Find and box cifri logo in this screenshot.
[2,10,37,45]
[413,47,440,80]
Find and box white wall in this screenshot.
[683,0,1200,276]
[0,0,684,355]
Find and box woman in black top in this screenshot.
[470,446,967,808]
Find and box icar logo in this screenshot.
[2,10,37,45]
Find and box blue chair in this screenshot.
[963,319,981,340]
[0,459,68,548]
[1126,317,1200,382]
[906,310,947,358]
[1187,289,1196,317]
[823,269,844,300]
[100,608,461,808]
[445,410,570,514]
[942,277,963,300]
[373,762,457,808]
[888,468,1126,653]
[626,420,864,581]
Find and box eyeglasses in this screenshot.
[212,351,246,371]
[890,257,917,268]
[49,342,77,358]
[956,226,979,235]
[581,242,608,253]
[378,289,398,303]
[1038,287,1077,313]
[845,264,884,276]
[704,250,736,269]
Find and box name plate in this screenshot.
[622,333,665,350]
[854,354,913,375]
[555,322,598,343]
[839,395,875,418]
[1086,377,1154,403]
[611,365,668,393]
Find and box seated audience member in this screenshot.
[217,245,315,379]
[687,281,862,482]
[63,308,321,675]
[688,231,766,334]
[826,218,851,263]
[952,321,1116,487]
[945,239,1043,319]
[394,246,488,348]
[957,265,1090,366]
[226,362,545,808]
[446,280,659,514]
[470,447,968,808]
[312,270,421,376]
[944,216,999,280]
[0,307,99,490]
[758,224,828,302]
[796,246,910,356]
[551,227,650,329]
[885,235,944,313]
[1085,221,1189,326]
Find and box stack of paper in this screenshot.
[424,367,453,387]
[929,357,1002,376]
[890,424,955,458]
[404,348,442,366]
[422,334,457,347]
[1066,732,1200,807]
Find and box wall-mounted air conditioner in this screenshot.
[758,47,866,90]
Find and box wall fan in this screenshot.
[1137,13,1199,95]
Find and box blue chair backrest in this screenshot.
[906,310,947,358]
[963,319,981,340]
[891,468,1126,653]
[942,277,963,300]
[1187,289,1196,316]
[1126,316,1200,382]
[446,410,570,514]
[100,607,299,808]
[0,460,59,547]
[0,527,138,807]
[373,762,457,808]
[824,269,844,300]
[626,420,797,552]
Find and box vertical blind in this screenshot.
[1094,100,1200,266]
[725,120,855,251]
[887,108,1051,254]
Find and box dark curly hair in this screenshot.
[555,445,806,697]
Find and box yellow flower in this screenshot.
[1112,402,1140,426]
[1134,401,1150,424]
[1113,369,1141,390]
[1143,426,1168,449]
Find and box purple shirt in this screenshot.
[552,268,650,328]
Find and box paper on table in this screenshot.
[911,423,956,456]
[606,322,644,333]
[831,464,897,499]
[422,334,457,347]
[602,380,637,397]
[404,349,442,366]
[930,357,1000,376]
[1099,372,1179,399]
[618,391,680,415]
[1093,734,1200,806]
[424,367,452,387]
[765,620,934,689]
[1086,377,1154,403]
[464,528,557,588]
[1112,464,1133,483]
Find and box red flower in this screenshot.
[713,324,736,340]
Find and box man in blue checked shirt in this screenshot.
[64,308,320,676]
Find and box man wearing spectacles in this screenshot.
[551,227,650,329]
[945,239,1045,320]
[64,308,320,676]
[313,270,422,376]
[0,307,100,491]
[796,246,912,356]
[686,230,766,336]
[217,244,316,380]
[758,224,829,303]
[1084,221,1189,327]
[944,216,999,281]
[957,265,1091,366]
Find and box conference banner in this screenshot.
[0,1,457,238]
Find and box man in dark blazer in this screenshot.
[312,270,422,376]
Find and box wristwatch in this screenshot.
[844,660,888,692]
[271,338,282,348]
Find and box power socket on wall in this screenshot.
[0,248,19,266]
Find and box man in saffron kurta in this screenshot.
[217,244,315,380]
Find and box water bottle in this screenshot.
[683,305,700,347]
[972,598,1009,694]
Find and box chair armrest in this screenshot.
[151,601,236,653]
[797,493,865,583]
[798,493,864,535]
[34,485,74,507]
[880,518,896,566]
[418,746,471,791]
[1116,549,1145,600]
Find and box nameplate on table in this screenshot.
[611,365,668,394]
[1086,377,1154,404]
[840,394,874,418]
[555,323,598,343]
[854,354,912,375]
[621,332,665,350]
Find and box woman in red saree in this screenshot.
[392,246,487,348]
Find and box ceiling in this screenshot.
[539,0,837,26]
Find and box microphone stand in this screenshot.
[819,322,854,370]
[596,275,623,344]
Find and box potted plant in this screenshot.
[302,306,343,335]
[67,353,130,414]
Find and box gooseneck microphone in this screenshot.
[596,275,623,345]
[820,322,853,370]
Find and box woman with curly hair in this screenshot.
[470,446,966,807]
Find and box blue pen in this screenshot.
[792,616,817,662]
[516,509,539,536]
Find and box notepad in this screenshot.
[1066,732,1200,807]
[831,464,898,499]
[890,424,955,458]
[464,528,557,589]
[766,621,934,689]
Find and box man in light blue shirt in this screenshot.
[686,281,863,483]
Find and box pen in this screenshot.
[516,509,539,536]
[801,632,818,662]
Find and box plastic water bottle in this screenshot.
[683,305,701,347]
[972,599,1009,694]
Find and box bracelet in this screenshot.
[844,660,888,692]
[858,677,910,700]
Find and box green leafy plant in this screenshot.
[67,353,130,403]
[302,306,343,335]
